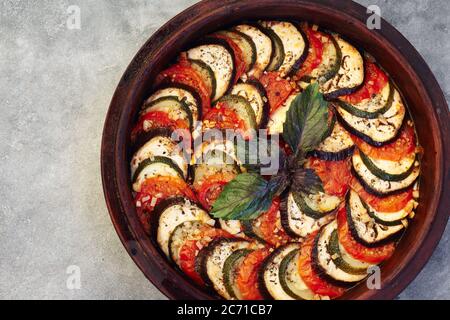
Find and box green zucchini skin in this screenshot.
[327,230,368,275]
[311,231,354,288]
[223,249,253,299]
[363,201,405,227]
[218,30,257,73]
[292,192,335,220]
[351,165,418,198]
[359,151,417,182]
[142,96,194,133]
[335,80,395,119]
[335,109,405,147]
[345,193,402,247]
[319,30,342,84]
[278,249,305,299]
[132,156,185,183]
[217,94,257,131]
[130,127,177,159]
[245,78,270,129]
[154,82,203,120]
[188,58,217,101]
[241,220,269,245]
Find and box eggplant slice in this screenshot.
[310,121,355,161]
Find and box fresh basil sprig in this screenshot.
[211,83,330,220]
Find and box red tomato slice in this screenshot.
[203,103,252,138]
[295,27,324,80]
[178,227,234,285]
[131,111,190,142]
[195,171,238,210]
[260,71,294,114]
[211,34,246,83]
[135,176,197,233]
[341,60,388,104]
[350,177,413,213]
[254,198,291,247]
[336,206,395,264]
[351,123,417,162]
[235,248,271,300]
[156,59,211,114]
[298,232,345,298]
[306,157,352,197]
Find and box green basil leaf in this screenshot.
[282,83,329,158]
[211,173,280,220]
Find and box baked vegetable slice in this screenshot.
[234,24,273,78]
[188,59,217,105]
[223,249,254,299]
[199,238,260,299]
[346,190,405,246]
[359,150,417,182]
[216,94,257,131]
[278,248,316,300]
[187,41,235,101]
[313,220,368,283]
[309,119,355,161]
[352,150,420,196]
[280,192,337,238]
[130,129,188,180]
[259,21,308,77]
[231,79,270,128]
[336,89,406,146]
[148,85,202,122]
[321,34,364,99]
[132,156,186,192]
[259,243,302,300]
[141,96,194,132]
[216,30,257,74]
[152,197,211,257]
[337,80,394,119]
[169,220,205,266]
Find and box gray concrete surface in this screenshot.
[0,0,448,300]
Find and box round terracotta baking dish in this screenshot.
[101,0,450,300]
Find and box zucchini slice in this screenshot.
[216,30,257,74]
[309,121,355,161]
[141,96,194,132]
[313,220,368,283]
[267,93,298,135]
[168,220,205,266]
[280,192,336,238]
[365,198,416,225]
[217,94,257,131]
[328,229,372,275]
[336,80,394,119]
[295,192,341,219]
[152,197,211,257]
[321,34,364,99]
[130,130,188,180]
[259,21,308,77]
[308,30,342,83]
[260,24,285,72]
[187,42,235,101]
[359,150,417,182]
[147,86,201,123]
[336,89,406,146]
[338,235,374,270]
[352,150,420,196]
[231,79,270,128]
[279,249,316,300]
[234,24,273,78]
[259,243,301,300]
[241,219,269,245]
[346,190,405,246]
[188,58,217,103]
[200,238,260,299]
[223,249,254,299]
[132,156,185,192]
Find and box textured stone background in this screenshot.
[0,0,448,300]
